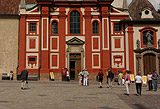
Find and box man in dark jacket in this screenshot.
[21,68,28,89]
[107,68,114,88]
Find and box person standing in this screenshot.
[78,70,83,86]
[118,72,123,85]
[152,71,159,91]
[107,68,113,88]
[10,71,13,80]
[66,70,70,81]
[118,70,121,85]
[83,69,89,86]
[21,68,28,90]
[135,73,143,95]
[98,69,104,88]
[125,71,130,95]
[147,72,153,91]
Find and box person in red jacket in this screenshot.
[98,69,104,88]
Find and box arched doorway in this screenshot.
[143,53,156,75]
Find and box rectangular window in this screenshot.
[114,23,120,32]
[30,23,36,32]
[29,57,35,62]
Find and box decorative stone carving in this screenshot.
[136,40,140,49]
[158,39,160,49]
[146,31,153,47]
[136,55,141,73]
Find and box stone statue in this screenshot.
[158,39,160,49]
[136,40,140,49]
[146,31,153,47]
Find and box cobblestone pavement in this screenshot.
[0,80,160,109]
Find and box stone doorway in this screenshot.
[143,53,156,75]
[135,47,160,75]
[66,37,85,80]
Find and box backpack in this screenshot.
[99,72,103,79]
[111,72,114,79]
[84,71,88,78]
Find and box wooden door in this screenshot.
[70,61,75,80]
[75,60,81,80]
[143,53,156,75]
[70,53,81,80]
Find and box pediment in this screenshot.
[134,47,160,53]
[66,37,85,45]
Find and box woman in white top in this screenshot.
[135,73,142,95]
[147,72,153,91]
[78,71,83,86]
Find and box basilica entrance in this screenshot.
[66,37,85,80]
[143,53,156,75]
[69,53,81,80]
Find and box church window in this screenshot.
[143,30,153,45]
[29,23,36,32]
[93,21,98,34]
[29,57,36,62]
[114,23,120,32]
[145,10,149,15]
[52,21,58,34]
[70,11,80,34]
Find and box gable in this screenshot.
[111,8,119,13]
[66,37,85,45]
[110,7,129,15]
[26,5,40,15]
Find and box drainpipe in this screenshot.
[38,56,41,80]
[16,15,20,80]
[38,5,42,80]
[109,5,111,68]
[38,34,41,80]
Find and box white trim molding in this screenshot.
[92,36,100,52]
[26,36,39,52]
[92,53,101,69]
[41,18,49,50]
[50,36,59,52]
[102,18,109,50]
[26,19,39,22]
[65,36,85,42]
[26,20,39,35]
[91,19,100,23]
[125,25,129,70]
[50,8,59,15]
[51,18,59,22]
[83,17,85,35]
[66,17,68,35]
[26,6,40,15]
[112,36,124,51]
[26,53,39,69]
[50,53,59,69]
[112,53,124,68]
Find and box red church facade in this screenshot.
[18,0,160,80]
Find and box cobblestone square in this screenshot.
[0,80,160,109]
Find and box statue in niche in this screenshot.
[146,31,153,47]
[158,39,160,49]
[136,40,140,49]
